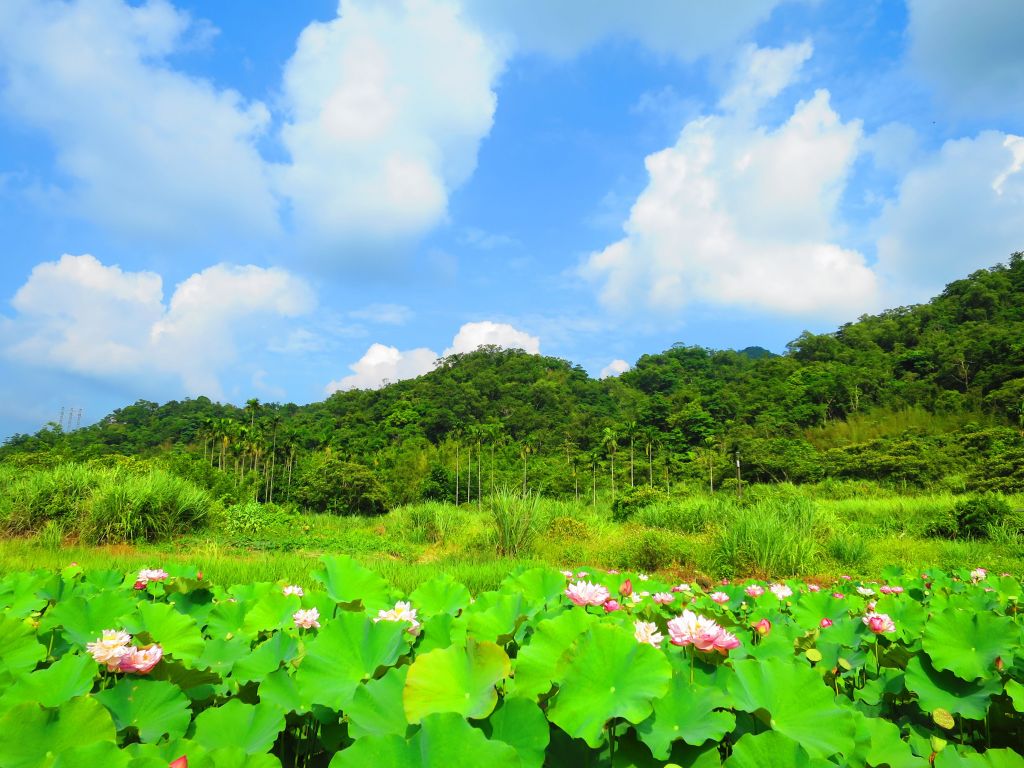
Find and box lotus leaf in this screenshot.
[96,677,191,742]
[3,652,96,708]
[726,731,831,768]
[904,656,1001,720]
[0,696,116,768]
[312,555,391,611]
[346,665,409,739]
[636,667,735,758]
[481,695,549,768]
[404,639,510,722]
[128,601,205,665]
[507,607,595,699]
[0,613,47,676]
[410,575,472,617]
[39,590,136,646]
[922,610,1019,681]
[191,698,285,754]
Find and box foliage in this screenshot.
[489,487,542,557]
[611,485,668,522]
[291,454,389,516]
[954,493,1013,540]
[711,498,820,577]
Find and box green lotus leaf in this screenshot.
[231,632,298,684]
[846,711,920,768]
[410,575,472,617]
[192,698,285,754]
[507,607,595,699]
[294,609,409,710]
[636,667,736,758]
[3,652,96,708]
[0,571,50,617]
[328,712,520,768]
[482,696,550,768]
[311,555,391,611]
[96,677,191,743]
[132,740,283,768]
[726,732,830,768]
[202,747,284,768]
[242,591,301,635]
[0,696,116,768]
[257,667,303,715]
[464,592,528,643]
[852,668,906,706]
[415,612,466,654]
[904,656,1000,720]
[346,665,409,739]
[873,595,928,643]
[922,610,1018,681]
[205,600,250,640]
[38,589,136,646]
[500,568,568,607]
[0,613,47,676]
[1005,679,1024,712]
[128,601,204,665]
[728,658,856,759]
[48,739,133,768]
[547,623,672,749]
[404,639,510,722]
[196,636,251,676]
[935,748,1024,767]
[147,658,223,701]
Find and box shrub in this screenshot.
[611,486,667,522]
[80,470,212,543]
[615,528,690,572]
[292,455,390,515]
[954,493,1012,539]
[221,501,295,538]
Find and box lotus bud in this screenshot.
[603,599,621,613]
[619,579,633,597]
[752,619,771,636]
[820,618,833,628]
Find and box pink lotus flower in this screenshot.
[879,585,903,595]
[135,568,169,587]
[769,584,792,599]
[671,583,692,593]
[666,610,739,654]
[87,629,133,669]
[744,584,765,598]
[293,608,321,630]
[619,579,633,597]
[634,620,664,647]
[713,630,740,654]
[807,583,821,592]
[565,580,610,607]
[652,592,674,605]
[856,586,875,597]
[862,612,896,634]
[169,757,188,768]
[119,644,163,674]
[866,600,877,612]
[709,591,730,605]
[840,574,852,581]
[832,592,845,599]
[820,617,833,628]
[970,567,987,583]
[374,601,421,635]
[608,569,620,575]
[720,578,730,585]
[282,585,304,597]
[752,619,771,636]
[603,599,621,613]
[560,570,574,578]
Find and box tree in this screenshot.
[601,427,618,501]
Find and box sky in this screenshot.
[1,0,1022,439]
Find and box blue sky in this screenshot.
[1,0,1022,438]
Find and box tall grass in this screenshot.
[80,470,212,543]
[711,498,820,577]
[490,487,543,557]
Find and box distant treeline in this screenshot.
[3,253,1023,510]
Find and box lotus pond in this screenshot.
[0,557,1022,767]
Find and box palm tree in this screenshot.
[245,398,261,429]
[623,420,638,487]
[601,427,618,502]
[520,440,533,495]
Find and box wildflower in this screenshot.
[565,581,611,607]
[709,592,730,605]
[862,612,896,634]
[752,619,771,636]
[652,592,674,605]
[820,617,833,628]
[970,567,987,583]
[619,579,633,597]
[840,574,852,581]
[282,585,304,597]
[634,621,664,647]
[608,569,620,575]
[769,583,792,599]
[374,601,421,635]
[87,630,133,669]
[603,599,621,613]
[293,608,321,630]
[856,586,875,597]
[119,644,163,674]
[744,584,765,598]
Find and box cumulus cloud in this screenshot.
[600,359,631,379]
[875,131,1024,300]
[0,0,277,242]
[906,0,1024,118]
[5,255,315,397]
[276,0,503,252]
[582,42,878,318]
[325,320,540,393]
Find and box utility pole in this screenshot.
[735,451,742,500]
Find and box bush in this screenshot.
[611,486,667,522]
[615,527,690,572]
[81,470,212,543]
[954,493,1012,539]
[634,497,724,534]
[221,501,296,538]
[292,455,390,515]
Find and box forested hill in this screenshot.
[4,254,1023,499]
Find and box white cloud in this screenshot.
[350,303,414,325]
[582,43,878,318]
[907,0,1024,117]
[325,320,540,393]
[275,0,503,251]
[463,0,788,61]
[5,255,315,398]
[0,0,277,241]
[444,320,540,356]
[600,359,630,379]
[875,131,1024,300]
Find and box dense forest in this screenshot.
[4,254,1023,509]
